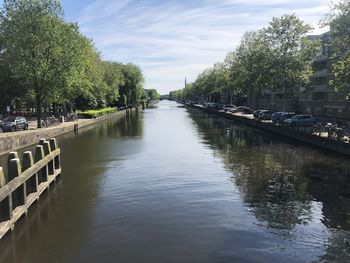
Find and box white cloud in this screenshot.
[76,0,335,94]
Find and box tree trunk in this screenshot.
[36,94,42,128]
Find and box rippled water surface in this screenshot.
[1,101,350,262]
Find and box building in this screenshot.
[249,32,350,120]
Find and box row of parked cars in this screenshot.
[256,110,316,126]
[205,103,316,127]
[0,116,29,133]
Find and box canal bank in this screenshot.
[187,104,350,157]
[0,108,137,156]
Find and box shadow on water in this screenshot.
[187,107,350,262]
[0,111,144,263]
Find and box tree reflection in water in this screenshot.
[188,109,350,260]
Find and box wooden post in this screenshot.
[43,141,54,176]
[7,152,18,181]
[0,167,6,188]
[49,138,57,151]
[23,151,37,195]
[8,158,21,182]
[50,138,60,170]
[39,138,46,146]
[35,145,48,184]
[9,158,25,220]
[0,138,62,238]
[0,167,10,223]
[43,141,51,156]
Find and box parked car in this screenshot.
[259,110,273,120]
[280,112,296,122]
[0,116,28,132]
[271,112,284,123]
[283,115,316,127]
[272,112,296,123]
[205,103,219,110]
[253,110,262,119]
[232,106,254,114]
[223,105,237,112]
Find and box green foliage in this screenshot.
[169,14,317,109]
[145,89,161,101]
[78,107,117,119]
[0,0,145,126]
[119,63,144,106]
[326,0,350,96]
[263,15,317,95]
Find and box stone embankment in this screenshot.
[0,108,136,156]
[189,104,350,157]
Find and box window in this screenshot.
[328,93,333,102]
[337,109,343,118]
[305,106,311,114]
[326,108,333,116]
[313,92,326,101]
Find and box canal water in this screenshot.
[1,100,350,262]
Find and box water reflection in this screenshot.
[188,108,350,261]
[0,102,349,262]
[0,112,144,263]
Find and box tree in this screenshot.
[326,0,350,96]
[102,62,124,106]
[146,89,160,101]
[0,0,90,127]
[263,14,317,110]
[119,64,144,106]
[235,31,272,107]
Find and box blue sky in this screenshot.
[3,0,336,94]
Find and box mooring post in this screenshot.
[39,138,46,146]
[0,167,11,223]
[43,141,54,176]
[50,138,60,171]
[8,158,25,228]
[23,151,37,195]
[35,145,48,186]
[0,167,6,188]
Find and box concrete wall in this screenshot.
[191,105,350,157]
[0,108,136,156]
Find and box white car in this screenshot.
[223,105,237,112]
[284,115,316,126]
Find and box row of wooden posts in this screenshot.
[0,138,61,239]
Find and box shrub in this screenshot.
[78,107,117,119]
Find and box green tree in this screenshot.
[263,14,317,110]
[119,63,144,106]
[146,89,160,101]
[0,0,90,127]
[235,31,271,107]
[326,0,350,96]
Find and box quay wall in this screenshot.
[189,105,350,157]
[0,108,136,156]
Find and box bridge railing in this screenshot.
[0,138,61,239]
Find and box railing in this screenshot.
[0,138,61,239]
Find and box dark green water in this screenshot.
[0,100,350,262]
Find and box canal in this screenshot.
[1,100,350,262]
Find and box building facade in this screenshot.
[250,32,350,120]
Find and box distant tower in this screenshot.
[185,77,187,88]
